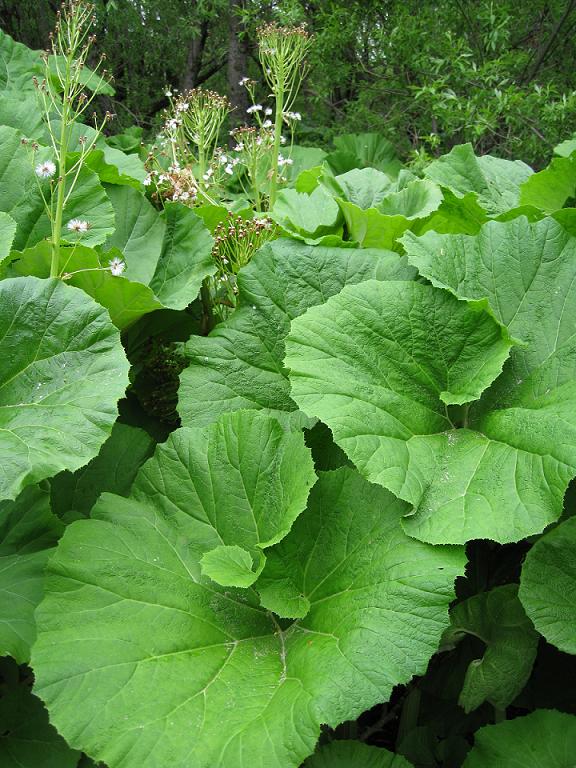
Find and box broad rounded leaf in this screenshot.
[330,133,402,178]
[519,153,576,214]
[0,485,62,662]
[286,280,519,544]
[462,710,576,768]
[401,217,576,542]
[33,468,463,768]
[519,517,576,655]
[0,276,129,500]
[424,143,533,215]
[304,741,413,768]
[329,168,395,209]
[149,202,215,309]
[104,185,166,284]
[122,410,315,586]
[10,243,164,330]
[443,584,538,712]
[271,187,342,242]
[179,239,417,428]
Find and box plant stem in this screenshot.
[50,61,72,279]
[269,87,284,209]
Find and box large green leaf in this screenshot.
[442,585,538,712]
[179,239,417,428]
[519,517,576,655]
[338,180,443,250]
[328,133,402,178]
[519,153,576,214]
[50,422,156,523]
[131,411,315,587]
[424,144,533,215]
[400,217,576,542]
[149,202,215,310]
[0,29,43,91]
[0,126,115,250]
[0,276,129,500]
[286,280,524,545]
[0,664,80,768]
[271,187,343,243]
[9,243,164,330]
[328,167,395,209]
[304,741,413,767]
[0,485,63,663]
[104,185,166,284]
[462,710,576,767]
[33,468,464,768]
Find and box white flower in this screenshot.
[202,168,214,181]
[165,90,173,97]
[66,219,89,233]
[108,257,126,276]
[224,163,234,175]
[233,143,244,152]
[284,111,302,121]
[239,77,250,86]
[246,104,262,114]
[176,102,189,112]
[219,155,228,164]
[143,175,152,186]
[263,119,272,128]
[280,135,287,145]
[35,160,56,178]
[265,107,273,116]
[278,155,293,167]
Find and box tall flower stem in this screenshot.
[269,85,284,209]
[51,66,71,278]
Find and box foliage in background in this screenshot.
[2,0,576,166]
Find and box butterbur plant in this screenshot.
[3,5,576,768]
[33,0,115,278]
[257,22,312,206]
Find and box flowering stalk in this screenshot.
[209,213,276,323]
[35,0,112,278]
[257,23,311,208]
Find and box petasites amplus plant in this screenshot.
[0,3,576,767]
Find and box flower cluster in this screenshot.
[209,213,276,321]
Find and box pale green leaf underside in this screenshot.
[519,516,576,655]
[0,485,62,663]
[33,468,464,768]
[443,584,538,712]
[179,239,417,429]
[271,187,342,241]
[462,710,576,768]
[401,217,576,542]
[304,740,414,767]
[0,276,129,501]
[286,279,519,544]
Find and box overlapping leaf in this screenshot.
[462,710,576,767]
[398,216,576,542]
[33,468,464,768]
[424,143,533,215]
[304,740,413,767]
[179,239,417,428]
[519,517,576,655]
[0,276,129,500]
[0,485,62,662]
[443,584,538,712]
[286,279,520,544]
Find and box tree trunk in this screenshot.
[227,0,249,130]
[180,20,209,92]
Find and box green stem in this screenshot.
[269,87,284,209]
[396,687,421,750]
[494,707,506,723]
[50,62,72,279]
[200,279,214,336]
